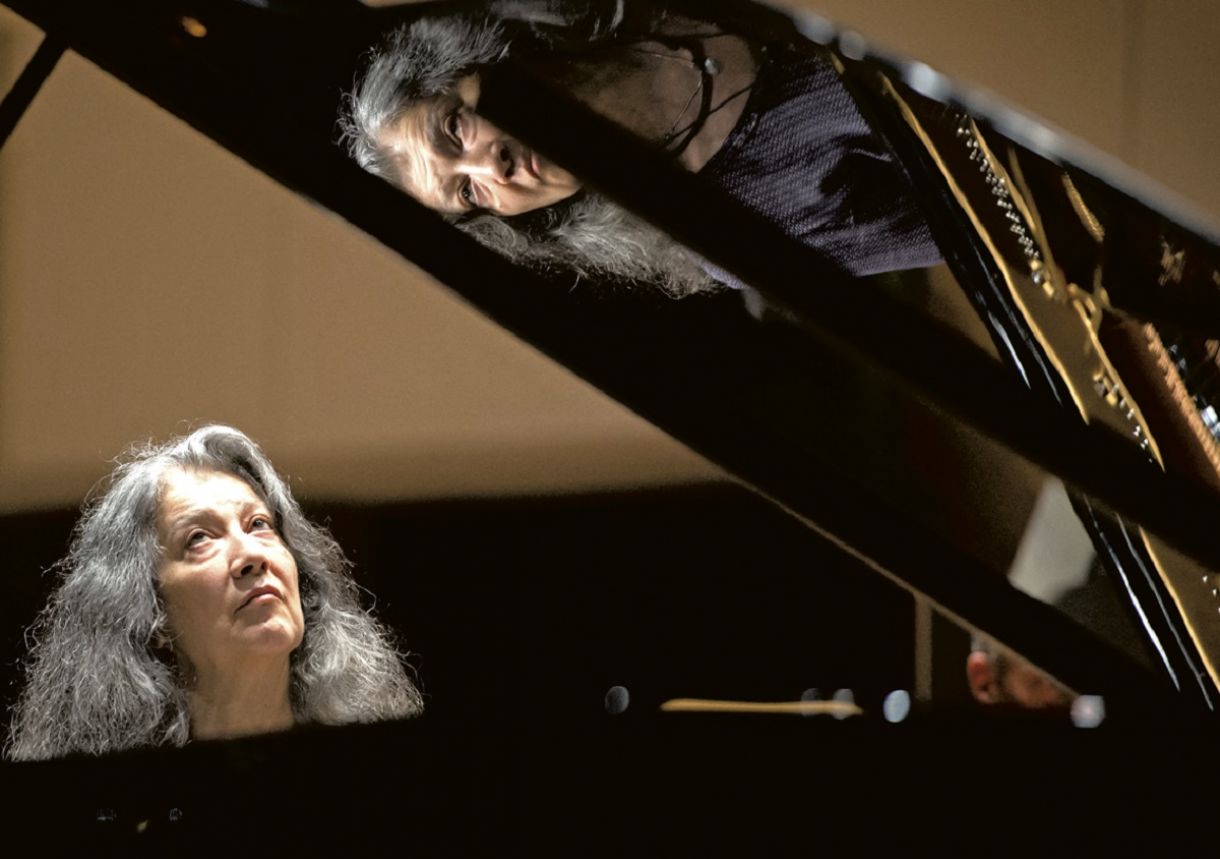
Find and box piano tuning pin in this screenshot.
[1098,373,1117,402]
[180,16,208,39]
[1030,265,1055,298]
[831,688,855,720]
[1071,695,1105,728]
[603,685,630,715]
[799,688,822,717]
[702,57,722,75]
[882,690,911,723]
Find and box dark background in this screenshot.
[1,483,929,732]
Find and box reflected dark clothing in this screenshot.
[700,46,942,278]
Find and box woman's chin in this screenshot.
[235,619,303,655]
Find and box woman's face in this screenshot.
[155,468,305,678]
[378,75,581,217]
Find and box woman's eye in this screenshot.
[185,531,207,548]
[446,111,462,146]
[251,515,273,531]
[459,180,474,205]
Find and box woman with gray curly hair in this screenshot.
[6,425,422,760]
[339,1,942,296]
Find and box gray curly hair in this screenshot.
[6,425,423,761]
[338,11,717,297]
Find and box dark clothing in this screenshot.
[700,46,942,277]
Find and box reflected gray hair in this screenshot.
[338,12,717,297]
[6,425,423,761]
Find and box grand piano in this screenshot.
[2,0,1218,852]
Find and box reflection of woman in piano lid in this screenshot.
[338,1,943,295]
[966,636,1073,710]
[5,425,422,761]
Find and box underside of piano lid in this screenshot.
[821,29,1220,708]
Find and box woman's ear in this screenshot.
[151,623,179,661]
[966,651,999,704]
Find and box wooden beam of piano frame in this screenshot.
[0,33,65,150]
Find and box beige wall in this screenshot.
[1,2,1217,511]
[0,10,719,510]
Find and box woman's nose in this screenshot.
[231,533,269,578]
[236,559,267,578]
[459,143,513,183]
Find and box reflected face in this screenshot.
[156,468,304,677]
[378,75,581,217]
[966,650,1073,710]
[997,659,1073,709]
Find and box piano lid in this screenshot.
[2,0,1218,717]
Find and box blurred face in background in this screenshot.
[966,648,1073,709]
[379,75,581,216]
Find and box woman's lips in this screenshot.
[238,587,282,612]
[525,150,542,180]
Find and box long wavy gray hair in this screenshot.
[338,8,717,297]
[6,425,423,761]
